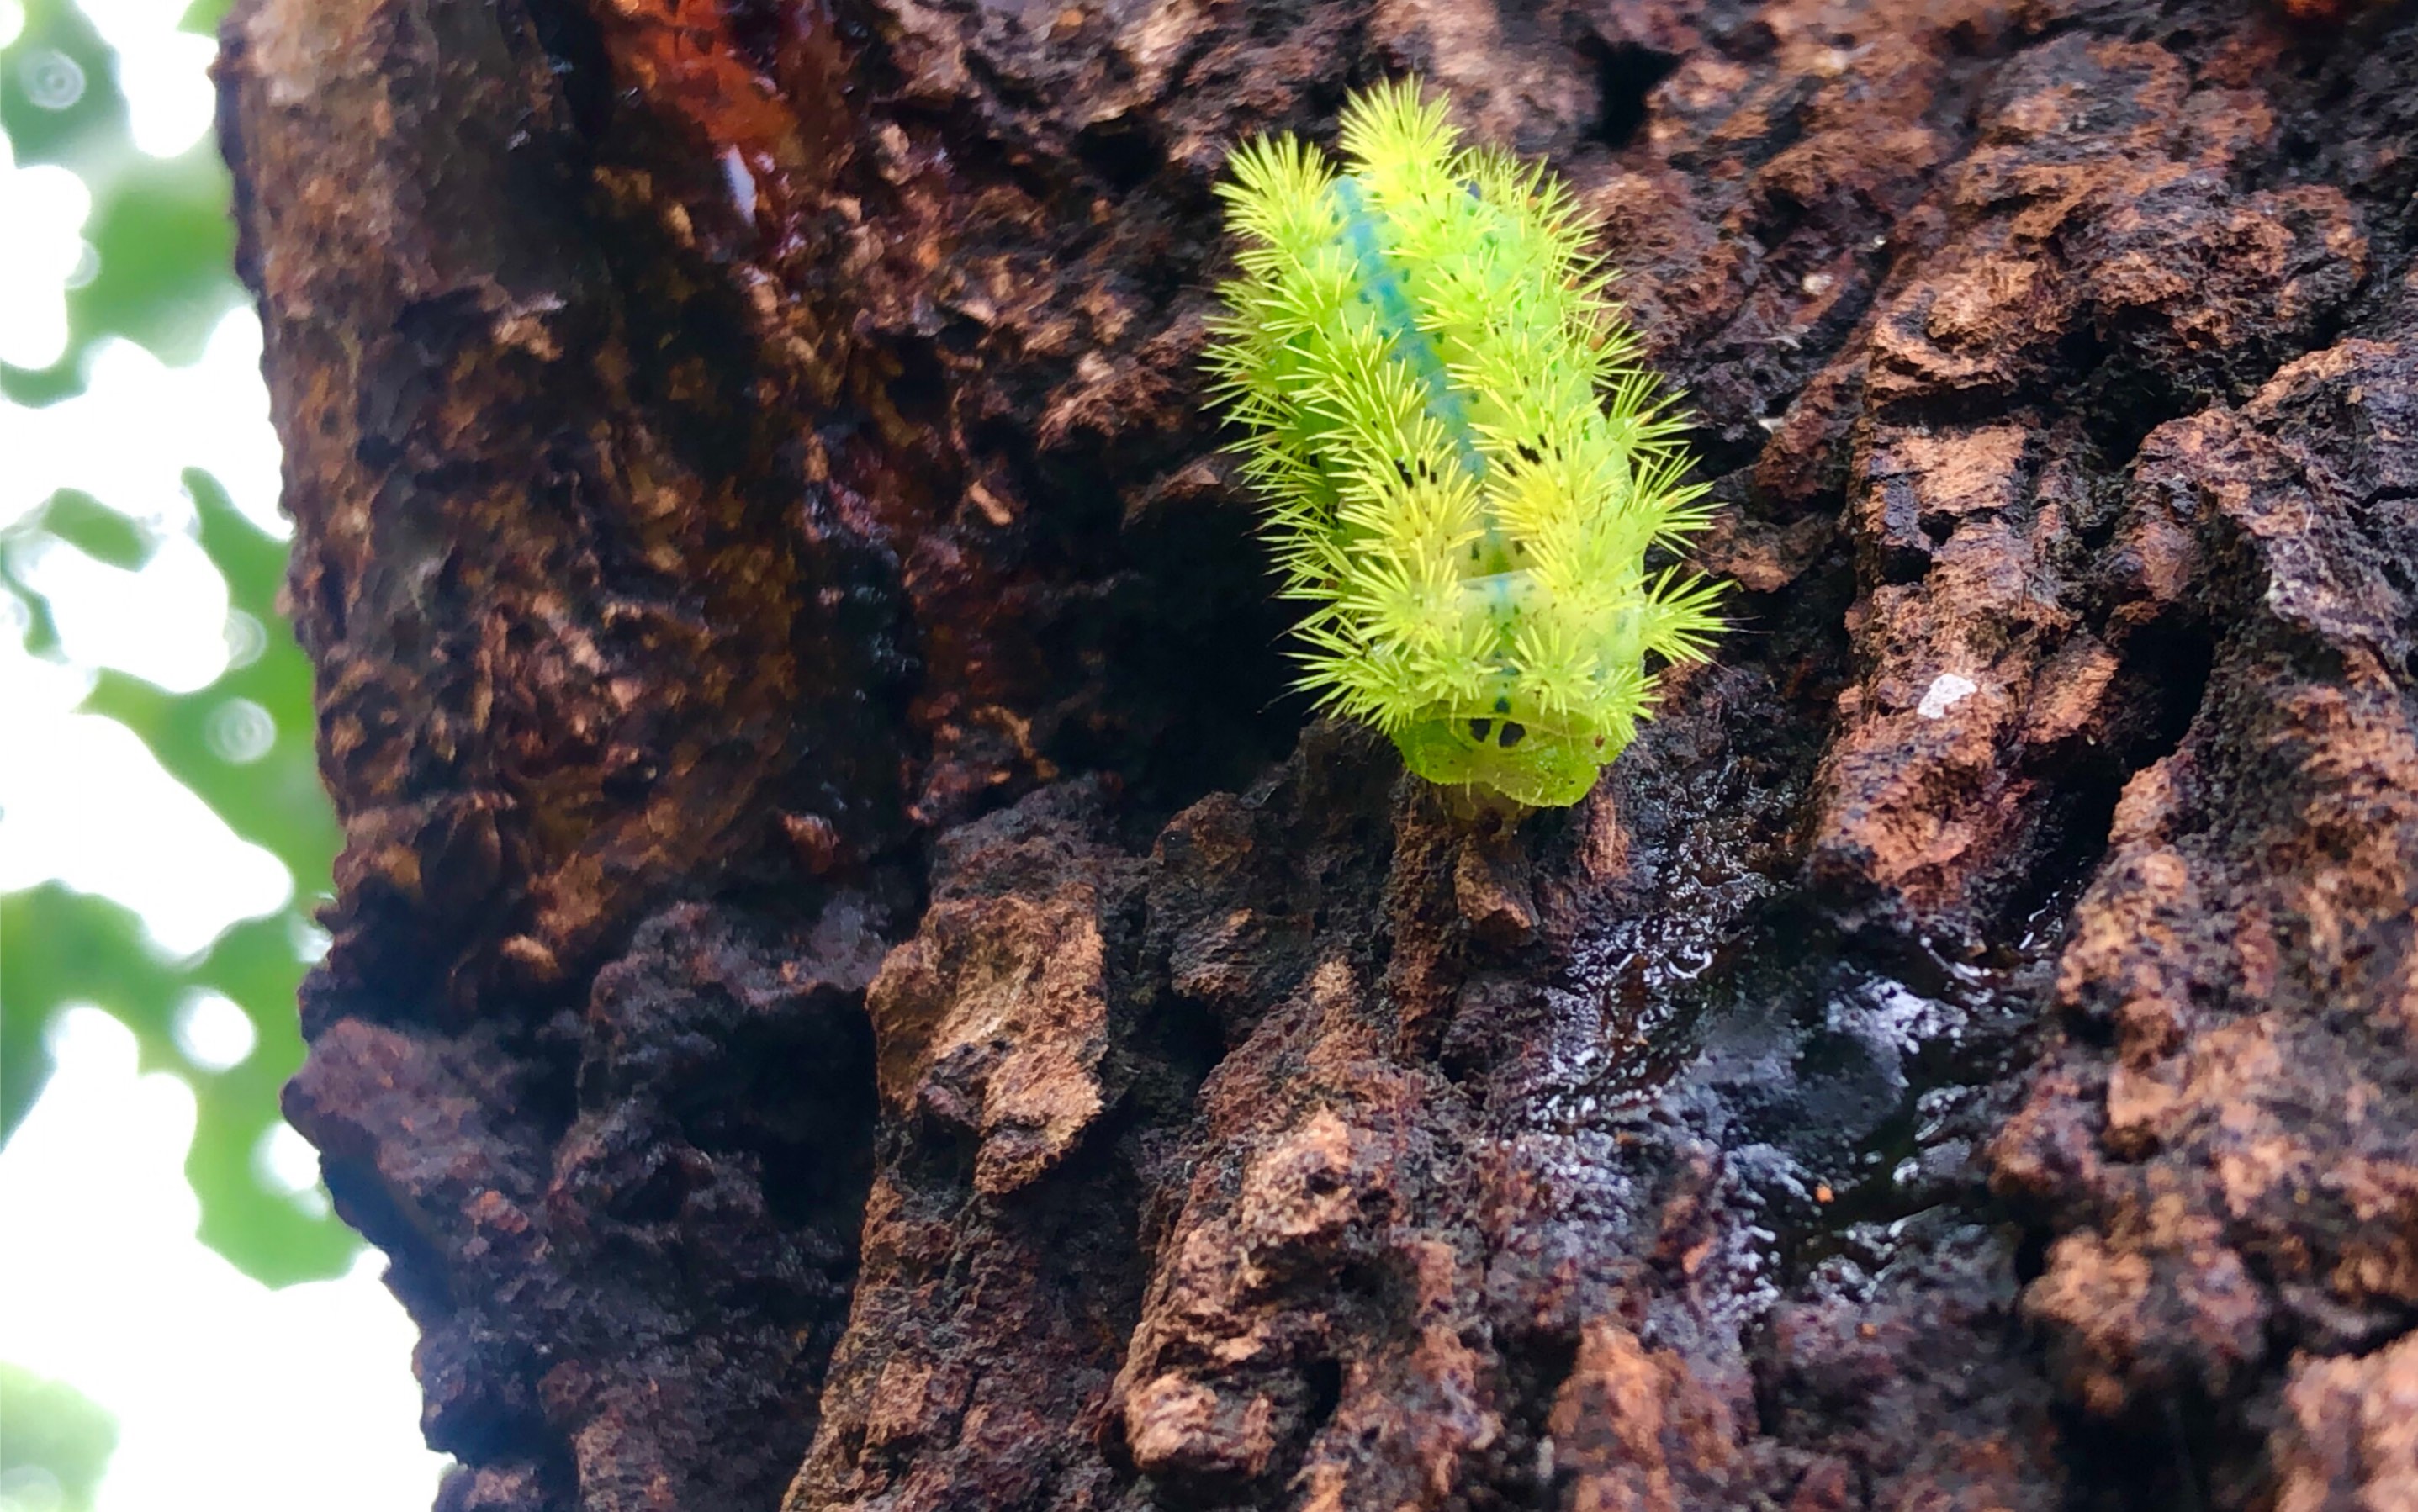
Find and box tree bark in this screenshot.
[216,0,2418,1506]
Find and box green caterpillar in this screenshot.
[1204,79,1722,809]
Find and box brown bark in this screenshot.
[216,0,2418,1506]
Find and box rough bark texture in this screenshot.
[217,0,2418,1506]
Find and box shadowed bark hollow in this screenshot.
[215,0,2418,1504]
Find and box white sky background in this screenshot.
[0,0,452,1505]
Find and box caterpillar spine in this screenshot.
[1204,78,1724,809]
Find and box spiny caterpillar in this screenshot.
[1204,79,1723,809]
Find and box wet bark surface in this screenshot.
[217,0,2418,1505]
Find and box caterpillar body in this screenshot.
[1205,80,1723,809]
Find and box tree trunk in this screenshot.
[216,0,2418,1505]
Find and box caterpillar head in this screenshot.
[1394,715,1611,810]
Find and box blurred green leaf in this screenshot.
[3,0,357,1285]
[177,0,234,34]
[26,489,156,570]
[0,573,62,657]
[2,0,119,408]
[5,0,242,384]
[1,889,354,1285]
[70,144,241,366]
[1,480,352,1283]
[0,0,124,178]
[83,478,337,878]
[0,1363,117,1512]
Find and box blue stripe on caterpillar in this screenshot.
[1328,177,1488,484]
